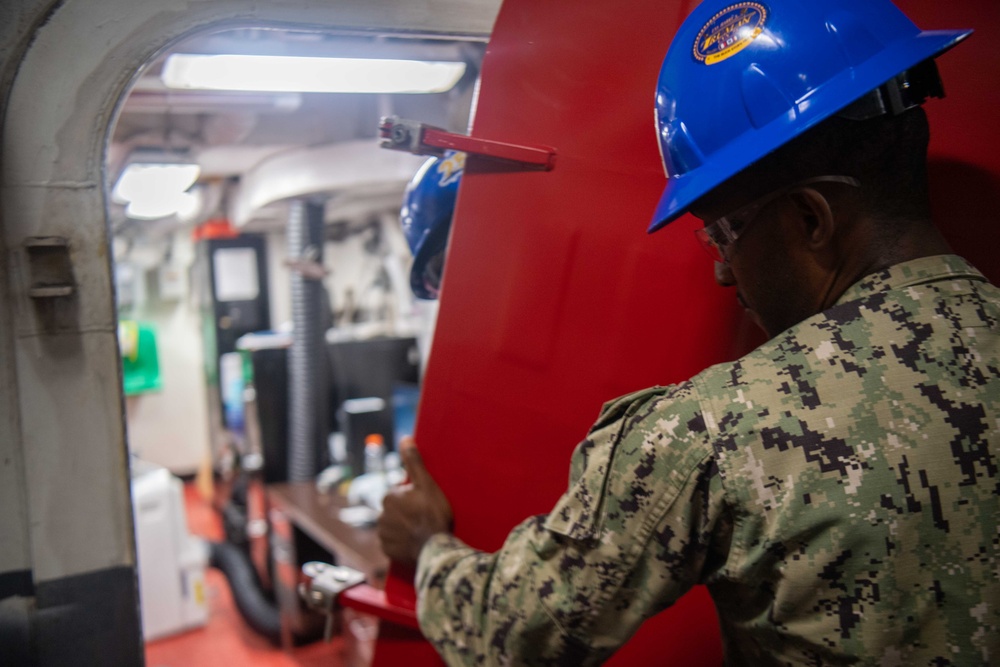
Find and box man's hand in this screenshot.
[377,437,454,565]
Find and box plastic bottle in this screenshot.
[364,434,386,477]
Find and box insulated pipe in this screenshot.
[208,540,281,643]
[286,199,327,482]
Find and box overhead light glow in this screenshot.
[125,191,200,221]
[113,163,201,220]
[161,54,466,94]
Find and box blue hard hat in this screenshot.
[400,150,465,299]
[649,0,973,232]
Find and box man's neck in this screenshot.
[819,218,952,312]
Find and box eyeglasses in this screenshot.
[694,175,861,264]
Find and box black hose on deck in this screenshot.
[208,540,281,643]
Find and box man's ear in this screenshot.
[787,187,836,252]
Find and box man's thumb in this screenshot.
[400,442,428,486]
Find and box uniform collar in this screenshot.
[835,254,987,305]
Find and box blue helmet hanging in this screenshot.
[400,150,465,299]
[649,0,973,232]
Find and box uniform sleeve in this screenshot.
[414,383,732,666]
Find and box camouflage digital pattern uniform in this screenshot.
[416,255,1000,666]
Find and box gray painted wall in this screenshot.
[0,0,66,588]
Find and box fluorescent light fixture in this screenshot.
[161,54,466,94]
[125,191,200,221]
[113,163,201,220]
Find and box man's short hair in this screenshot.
[752,106,932,228]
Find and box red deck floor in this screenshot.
[144,482,349,667]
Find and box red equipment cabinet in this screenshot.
[371,0,1000,664]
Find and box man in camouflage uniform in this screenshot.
[379,1,999,665]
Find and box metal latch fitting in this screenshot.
[23,236,75,298]
[299,562,366,642]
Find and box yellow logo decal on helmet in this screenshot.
[694,3,769,66]
[436,151,466,187]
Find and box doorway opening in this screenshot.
[107,23,484,659]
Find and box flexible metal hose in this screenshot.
[286,199,326,482]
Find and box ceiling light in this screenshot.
[125,191,200,221]
[113,163,201,220]
[161,54,466,94]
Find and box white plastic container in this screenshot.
[130,460,209,641]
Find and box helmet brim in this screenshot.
[648,28,973,233]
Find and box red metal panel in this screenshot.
[901,0,1000,286]
[416,0,739,552]
[376,2,732,663]
[374,0,1000,664]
